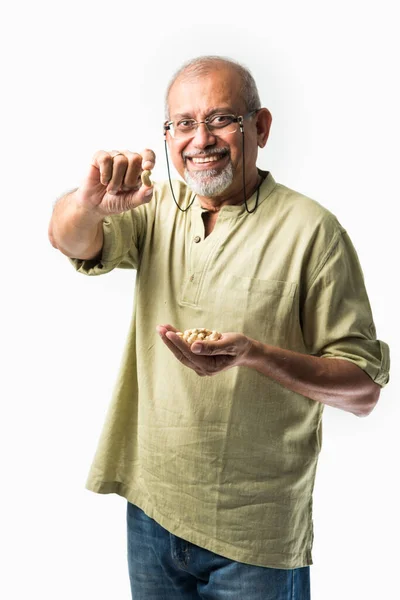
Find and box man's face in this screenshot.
[166,67,261,199]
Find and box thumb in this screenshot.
[85,163,102,187]
[191,340,234,356]
[78,164,105,197]
[126,185,153,209]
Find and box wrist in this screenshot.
[239,336,261,368]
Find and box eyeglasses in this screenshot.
[164,110,259,140]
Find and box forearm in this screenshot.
[48,189,104,259]
[241,339,380,417]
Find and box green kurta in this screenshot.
[70,172,389,569]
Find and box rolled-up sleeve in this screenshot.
[302,230,390,387]
[68,205,147,276]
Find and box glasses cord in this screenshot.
[164,138,196,212]
[164,131,262,214]
[241,129,261,214]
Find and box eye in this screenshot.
[177,119,196,130]
[209,114,235,127]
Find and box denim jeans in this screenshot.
[126,502,311,600]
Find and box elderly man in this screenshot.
[49,56,390,599]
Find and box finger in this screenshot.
[84,164,102,188]
[157,324,179,334]
[191,336,236,356]
[91,150,114,187]
[107,151,129,194]
[165,330,192,352]
[106,185,153,211]
[163,332,235,375]
[158,329,196,368]
[120,151,143,189]
[141,148,156,171]
[157,328,235,375]
[158,328,189,353]
[164,331,213,368]
[158,327,204,364]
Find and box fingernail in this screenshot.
[191,344,202,354]
[144,188,153,196]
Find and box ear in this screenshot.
[255,108,272,148]
[164,123,169,137]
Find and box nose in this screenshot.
[191,122,217,148]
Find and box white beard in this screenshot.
[184,161,234,197]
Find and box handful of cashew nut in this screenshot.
[176,328,222,345]
[141,170,152,187]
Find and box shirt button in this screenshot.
[193,235,201,243]
[189,274,194,282]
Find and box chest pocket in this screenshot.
[213,273,298,346]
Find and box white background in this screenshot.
[1,1,399,598]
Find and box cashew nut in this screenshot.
[176,328,222,343]
[141,170,152,187]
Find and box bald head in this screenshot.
[165,56,261,120]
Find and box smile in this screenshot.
[191,155,222,164]
[185,151,229,169]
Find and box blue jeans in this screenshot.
[126,502,311,599]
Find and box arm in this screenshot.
[48,189,104,259]
[156,328,380,417]
[157,226,389,416]
[241,339,381,417]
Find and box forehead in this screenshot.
[168,67,243,118]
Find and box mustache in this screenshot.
[182,148,230,159]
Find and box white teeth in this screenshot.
[191,155,222,164]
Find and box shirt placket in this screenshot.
[181,208,230,307]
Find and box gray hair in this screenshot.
[164,55,261,120]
